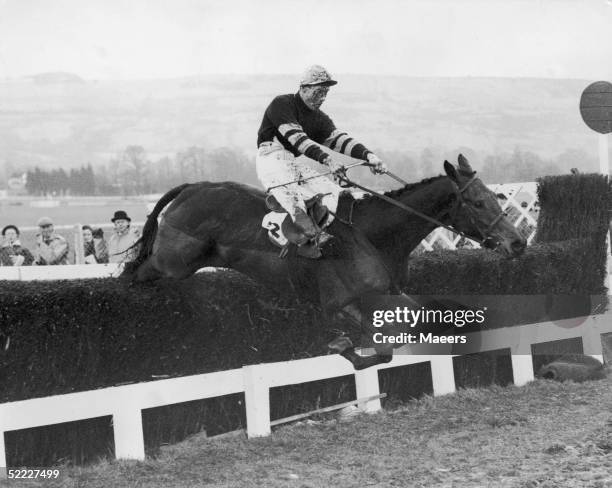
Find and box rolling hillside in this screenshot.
[0,73,603,177]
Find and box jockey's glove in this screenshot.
[322,155,345,174]
[367,153,387,174]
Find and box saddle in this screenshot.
[262,193,332,259]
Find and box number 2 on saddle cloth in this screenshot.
[261,193,332,251]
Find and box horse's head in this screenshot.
[443,154,527,257]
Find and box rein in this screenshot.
[337,170,505,248]
[265,159,505,247]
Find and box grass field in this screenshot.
[10,376,612,488]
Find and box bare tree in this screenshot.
[176,146,207,182]
[121,145,149,194]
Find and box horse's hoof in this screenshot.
[328,336,353,353]
[379,354,393,364]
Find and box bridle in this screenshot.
[437,173,507,249]
[336,169,507,249]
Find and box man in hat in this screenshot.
[34,217,69,265]
[108,210,140,264]
[256,64,386,249]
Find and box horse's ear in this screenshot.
[444,160,459,183]
[457,154,474,174]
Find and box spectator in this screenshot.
[108,210,140,263]
[82,225,109,264]
[0,225,34,266]
[35,217,69,265]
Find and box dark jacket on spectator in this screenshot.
[0,240,35,266]
[84,237,109,264]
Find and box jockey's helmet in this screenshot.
[300,65,338,87]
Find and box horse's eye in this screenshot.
[474,200,484,208]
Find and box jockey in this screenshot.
[256,65,387,246]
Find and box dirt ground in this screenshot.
[6,375,612,488]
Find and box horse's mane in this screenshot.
[240,174,449,202]
[356,174,447,202]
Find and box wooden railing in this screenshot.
[1,312,609,467]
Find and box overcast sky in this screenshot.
[0,0,610,80]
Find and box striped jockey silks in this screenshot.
[257,93,372,164]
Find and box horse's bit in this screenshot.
[441,174,507,249]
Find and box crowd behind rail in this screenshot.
[0,210,140,267]
[0,194,537,267]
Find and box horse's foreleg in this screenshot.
[327,302,393,370]
[316,230,397,370]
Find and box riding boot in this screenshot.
[290,208,323,258]
[293,208,319,242]
[296,231,337,259]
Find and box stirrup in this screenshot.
[297,241,322,259]
[279,244,290,259]
[316,231,334,247]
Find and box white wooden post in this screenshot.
[430,356,456,395]
[607,232,612,294]
[112,409,145,460]
[0,431,6,469]
[600,133,611,292]
[599,133,609,176]
[510,355,534,386]
[582,328,604,364]
[354,368,381,413]
[74,223,85,265]
[511,338,534,386]
[243,365,271,437]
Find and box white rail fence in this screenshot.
[1,311,610,467]
[0,264,222,281]
[0,263,122,280]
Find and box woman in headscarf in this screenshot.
[82,225,109,264]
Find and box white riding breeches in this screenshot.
[256,140,342,221]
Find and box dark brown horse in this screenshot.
[124,155,526,369]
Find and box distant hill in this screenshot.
[24,72,86,84]
[0,74,604,176]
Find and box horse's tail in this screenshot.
[123,183,191,276]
